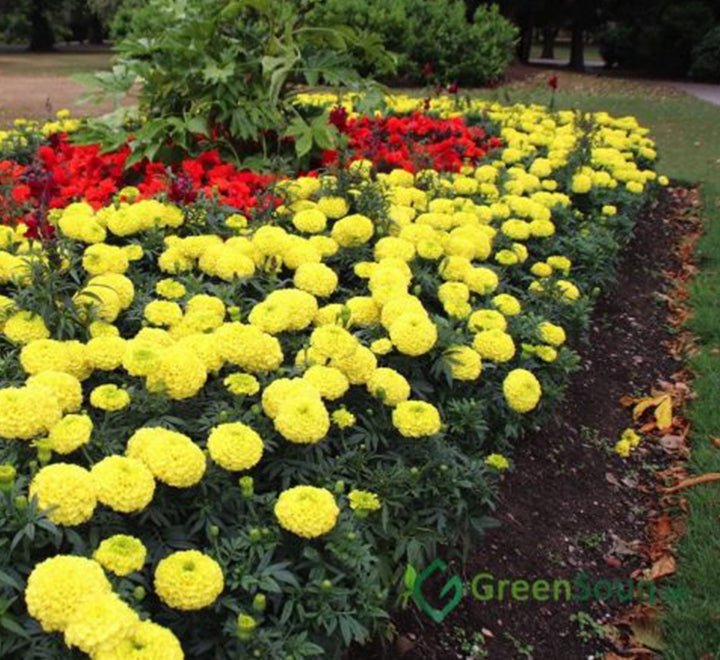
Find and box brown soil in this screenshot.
[351,189,689,660]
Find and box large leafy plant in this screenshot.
[78,0,392,167]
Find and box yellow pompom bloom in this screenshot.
[367,367,411,406]
[274,485,339,538]
[156,279,187,300]
[94,621,184,660]
[538,321,566,346]
[29,463,97,526]
[64,593,139,655]
[346,296,380,327]
[556,279,580,302]
[330,345,377,385]
[4,311,50,344]
[19,339,69,375]
[473,329,516,362]
[571,173,592,194]
[274,396,330,444]
[492,293,522,316]
[547,255,571,274]
[486,453,510,470]
[392,400,441,437]
[25,556,112,632]
[0,386,62,440]
[94,535,147,577]
[303,365,349,400]
[503,368,542,413]
[144,300,183,326]
[445,345,482,380]
[331,407,356,428]
[370,338,393,355]
[464,267,499,294]
[89,321,120,338]
[128,428,206,488]
[389,313,437,356]
[91,456,156,513]
[152,346,207,400]
[27,370,82,412]
[292,208,327,233]
[224,372,260,396]
[310,324,359,360]
[85,336,126,371]
[348,489,382,512]
[262,378,321,418]
[48,414,93,454]
[90,384,131,411]
[331,214,374,247]
[207,422,264,471]
[317,196,349,219]
[294,262,338,297]
[154,550,224,611]
[468,309,507,332]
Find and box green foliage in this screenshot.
[690,26,720,81]
[308,0,517,85]
[77,0,391,167]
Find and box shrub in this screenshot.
[309,0,517,85]
[596,22,637,68]
[690,26,720,81]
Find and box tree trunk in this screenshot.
[28,0,55,51]
[541,27,558,60]
[518,24,533,63]
[569,20,584,70]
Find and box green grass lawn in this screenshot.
[483,74,720,659]
[0,51,112,76]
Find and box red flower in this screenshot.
[548,74,559,90]
[422,62,434,77]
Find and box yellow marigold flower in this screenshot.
[303,365,349,400]
[90,384,131,411]
[25,556,112,632]
[534,345,558,362]
[30,463,97,526]
[262,378,321,418]
[274,485,339,538]
[367,367,411,406]
[89,273,135,309]
[486,453,510,470]
[216,323,284,373]
[82,243,130,276]
[27,371,82,413]
[602,204,617,216]
[152,346,207,400]
[345,296,379,327]
[207,422,264,471]
[445,345,482,380]
[464,266,499,294]
[156,278,187,300]
[3,311,50,344]
[310,324,359,360]
[294,262,338,297]
[86,336,126,371]
[226,213,248,230]
[374,236,416,262]
[94,621,184,660]
[317,196,349,219]
[495,249,518,266]
[503,368,542,413]
[144,300,183,327]
[380,294,426,329]
[90,457,151,517]
[492,293,522,316]
[331,407,355,429]
[224,372,260,396]
[530,262,553,277]
[556,279,580,302]
[571,173,592,194]
[370,338,393,355]
[64,593,139,655]
[538,321,566,346]
[89,321,120,338]
[547,255,571,274]
[472,329,515,362]
[468,309,507,332]
[48,414,93,454]
[0,385,62,440]
[389,313,437,356]
[128,428,206,488]
[274,396,330,444]
[331,214,374,247]
[154,550,224,611]
[658,175,669,186]
[348,489,381,513]
[292,208,327,234]
[392,400,441,437]
[330,345,377,384]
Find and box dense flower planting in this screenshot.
[0,95,665,659]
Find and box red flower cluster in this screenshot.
[324,111,501,173]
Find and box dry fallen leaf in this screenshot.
[649,555,676,580]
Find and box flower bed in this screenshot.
[0,96,664,659]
